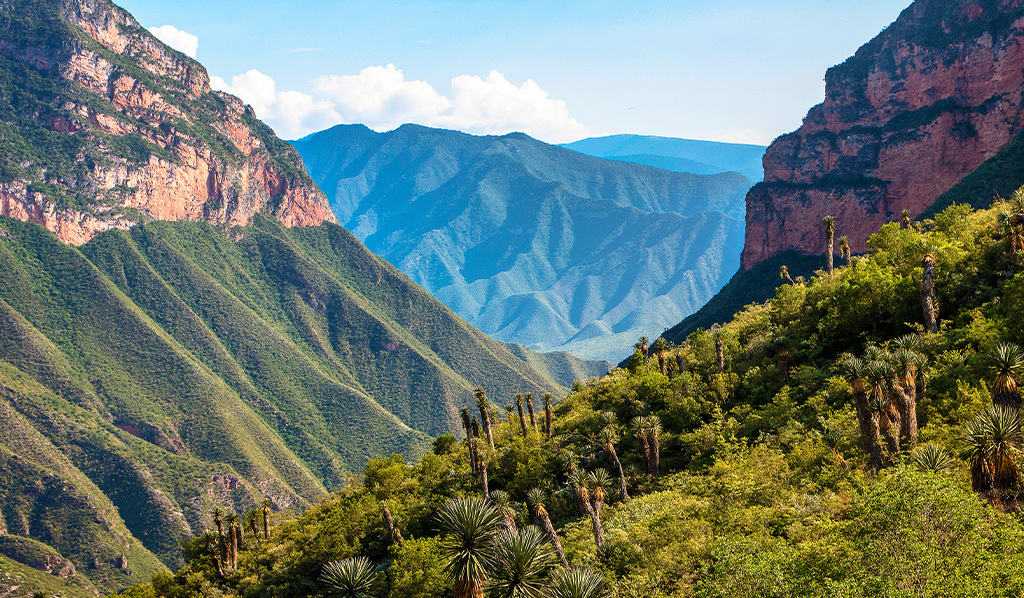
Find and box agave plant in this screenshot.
[964,405,1023,498]
[487,527,556,598]
[990,343,1024,410]
[321,556,378,598]
[436,497,504,598]
[545,567,611,598]
[911,443,956,474]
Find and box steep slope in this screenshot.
[560,134,767,180]
[742,0,1024,269]
[293,124,751,361]
[0,214,600,593]
[0,0,336,244]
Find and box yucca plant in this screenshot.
[488,527,555,598]
[526,393,539,434]
[911,443,956,474]
[544,567,611,598]
[526,489,568,568]
[596,426,629,501]
[964,405,1023,499]
[900,208,912,229]
[565,469,593,518]
[629,416,652,473]
[990,343,1024,410]
[921,252,939,333]
[543,394,553,440]
[867,359,901,455]
[321,556,379,598]
[838,356,883,470]
[889,347,923,448]
[489,490,519,533]
[436,497,504,598]
[586,470,611,556]
[650,337,669,375]
[780,265,795,284]
[839,236,851,266]
[823,215,836,274]
[476,387,495,450]
[516,395,529,436]
[819,426,848,469]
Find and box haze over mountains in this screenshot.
[560,134,767,181]
[293,124,753,361]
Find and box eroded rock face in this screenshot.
[0,0,336,244]
[742,0,1024,268]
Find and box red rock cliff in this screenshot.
[743,0,1024,268]
[0,0,337,245]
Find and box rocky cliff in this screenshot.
[743,0,1024,268]
[0,0,336,244]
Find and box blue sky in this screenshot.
[121,0,911,144]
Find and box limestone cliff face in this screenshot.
[0,0,336,245]
[743,0,1024,268]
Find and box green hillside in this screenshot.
[117,199,1024,597]
[0,215,603,595]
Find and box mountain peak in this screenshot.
[0,0,337,245]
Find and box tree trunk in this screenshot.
[895,374,919,449]
[716,338,725,373]
[516,399,528,436]
[228,525,237,569]
[544,395,553,440]
[588,490,606,557]
[480,462,490,499]
[851,384,883,470]
[605,444,629,500]
[213,555,224,578]
[657,354,666,376]
[526,395,538,434]
[454,577,485,598]
[573,485,594,518]
[921,254,939,334]
[878,403,901,457]
[381,502,403,545]
[637,434,652,474]
[215,520,226,569]
[479,406,495,450]
[826,233,834,275]
[262,505,270,540]
[537,510,569,568]
[248,514,259,541]
[650,434,660,476]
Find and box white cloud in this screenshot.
[148,25,198,58]
[210,70,342,140]
[709,128,774,146]
[210,64,588,142]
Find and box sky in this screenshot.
[119,0,912,145]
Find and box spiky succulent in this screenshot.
[487,527,555,598]
[435,497,504,587]
[321,556,378,598]
[911,443,956,474]
[964,405,1023,493]
[990,343,1024,410]
[545,567,612,598]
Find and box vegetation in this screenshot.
[108,198,1024,597]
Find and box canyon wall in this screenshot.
[743,0,1024,268]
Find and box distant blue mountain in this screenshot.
[560,134,767,181]
[293,124,751,361]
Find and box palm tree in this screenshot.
[990,343,1024,410]
[650,337,669,375]
[901,208,912,229]
[516,395,529,436]
[911,443,956,473]
[587,470,611,556]
[476,388,496,450]
[780,265,795,285]
[544,394,554,440]
[211,507,226,575]
[641,416,662,475]
[965,405,1023,501]
[921,253,939,333]
[381,501,403,545]
[890,347,922,448]
[261,499,271,540]
[461,408,479,473]
[321,556,379,598]
[489,490,519,533]
[488,527,556,598]
[525,489,569,568]
[545,568,611,598]
[838,236,851,267]
[838,356,884,470]
[867,360,901,456]
[823,215,836,275]
[629,416,652,474]
[225,512,239,569]
[436,497,504,598]
[636,336,650,362]
[526,393,539,434]
[596,426,629,501]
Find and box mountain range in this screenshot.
[293,124,752,362]
[560,134,767,181]
[0,0,606,592]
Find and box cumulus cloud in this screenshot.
[148,25,199,58]
[211,64,588,142]
[210,70,342,139]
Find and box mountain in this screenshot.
[742,0,1024,269]
[292,124,751,362]
[0,0,608,593]
[560,134,767,180]
[0,0,336,245]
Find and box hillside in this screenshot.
[293,124,751,362]
[560,134,767,180]
[0,0,336,244]
[0,214,605,594]
[743,0,1024,269]
[115,198,1024,598]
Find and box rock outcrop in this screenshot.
[0,0,336,244]
[743,0,1024,268]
